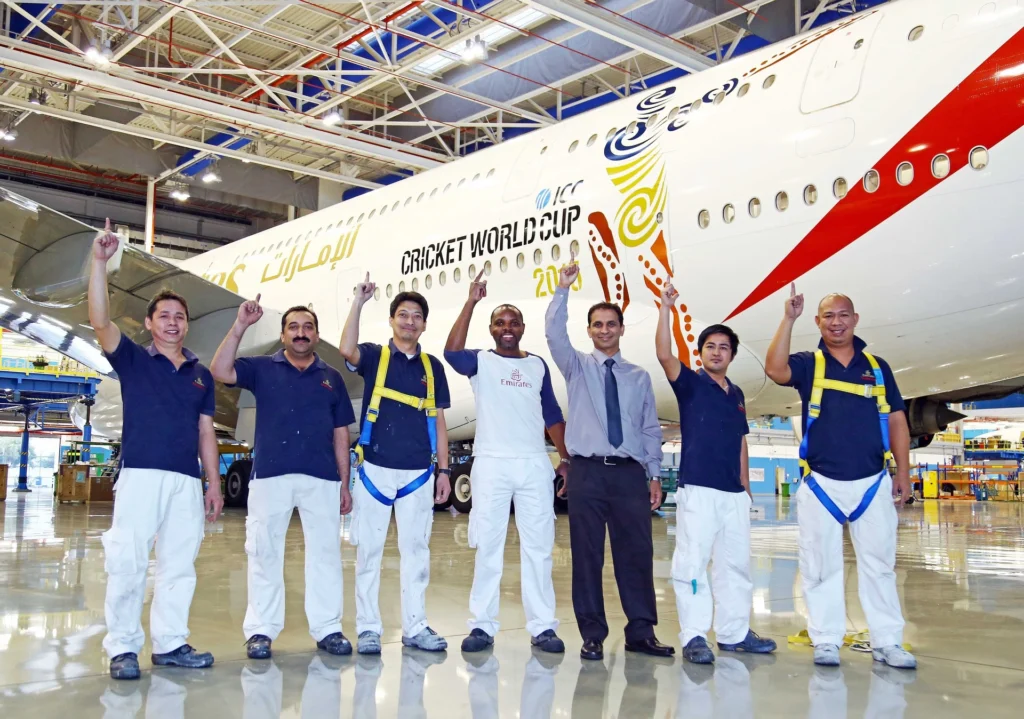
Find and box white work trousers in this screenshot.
[672,485,753,646]
[351,461,435,637]
[102,468,205,658]
[243,475,343,642]
[468,455,558,637]
[797,471,905,648]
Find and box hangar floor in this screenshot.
[0,493,1022,718]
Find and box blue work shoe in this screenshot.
[461,628,494,653]
[717,630,777,654]
[109,652,141,680]
[246,634,272,660]
[317,632,353,656]
[151,644,214,669]
[402,626,448,652]
[682,636,715,665]
[531,630,565,654]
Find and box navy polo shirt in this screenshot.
[232,351,355,482]
[349,341,450,470]
[670,366,749,493]
[105,334,215,478]
[786,337,905,481]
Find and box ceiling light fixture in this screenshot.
[461,35,488,63]
[0,126,16,142]
[201,160,221,184]
[85,41,112,66]
[169,184,190,201]
[322,110,343,127]
[28,89,48,106]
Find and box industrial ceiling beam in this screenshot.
[110,0,199,62]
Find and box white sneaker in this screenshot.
[402,627,447,652]
[813,643,841,666]
[872,645,917,669]
[357,631,381,655]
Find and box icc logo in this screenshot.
[536,180,583,209]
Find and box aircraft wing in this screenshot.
[0,185,361,433]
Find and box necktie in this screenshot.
[604,358,623,448]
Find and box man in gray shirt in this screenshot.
[545,253,673,661]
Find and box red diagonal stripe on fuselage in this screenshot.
[726,27,1024,321]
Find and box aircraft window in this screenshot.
[369,209,376,219]
[713,92,725,105]
[723,204,736,224]
[405,197,411,207]
[259,247,266,254]
[587,134,598,147]
[748,198,761,218]
[430,188,438,198]
[909,25,924,42]
[833,177,849,198]
[854,38,864,50]
[484,260,492,276]
[534,248,543,265]
[627,120,638,134]
[439,271,446,286]
[386,284,393,298]
[315,228,323,238]
[487,169,495,178]
[552,245,561,261]
[380,205,387,215]
[864,169,880,193]
[666,107,680,122]
[412,277,419,291]
[763,74,776,90]
[647,113,659,127]
[444,183,452,193]
[569,140,579,153]
[570,239,579,256]
[393,200,400,211]
[698,209,711,229]
[458,178,465,188]
[399,280,406,292]
[541,146,548,155]
[352,285,357,296]
[425,275,432,289]
[896,162,914,186]
[804,184,818,205]
[606,127,617,141]
[656,211,663,224]
[738,83,750,97]
[358,213,365,222]
[469,263,477,277]
[347,217,353,226]
[775,191,789,211]
[473,173,480,182]
[691,98,702,112]
[516,252,525,269]
[932,154,950,178]
[500,256,508,272]
[454,267,462,283]
[374,287,381,300]
[417,192,425,202]
[970,146,989,170]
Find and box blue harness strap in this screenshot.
[805,473,884,524]
[358,464,434,506]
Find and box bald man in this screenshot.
[765,286,916,670]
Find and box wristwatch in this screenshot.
[558,457,570,464]
[437,468,451,476]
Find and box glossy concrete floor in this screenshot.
[1,493,1023,718]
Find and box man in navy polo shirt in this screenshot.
[655,281,776,665]
[210,297,355,659]
[339,274,451,655]
[89,220,223,681]
[766,284,915,670]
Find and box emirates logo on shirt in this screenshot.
[738,402,746,414]
[322,378,333,390]
[501,368,533,389]
[861,371,875,382]
[193,376,205,389]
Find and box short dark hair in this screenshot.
[698,324,740,357]
[490,304,523,322]
[147,289,189,320]
[587,302,623,326]
[281,305,318,332]
[390,291,429,320]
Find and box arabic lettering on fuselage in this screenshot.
[401,205,582,275]
[260,226,360,285]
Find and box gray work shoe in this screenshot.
[813,643,841,666]
[402,626,448,652]
[357,631,382,655]
[872,645,917,669]
[151,644,214,669]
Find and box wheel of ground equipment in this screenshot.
[224,459,252,508]
[553,474,568,514]
[450,460,474,514]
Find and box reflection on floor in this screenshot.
[1,493,1022,717]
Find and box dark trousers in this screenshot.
[568,457,657,643]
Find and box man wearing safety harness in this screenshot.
[765,284,916,669]
[444,270,569,655]
[340,274,452,655]
[655,281,777,665]
[210,298,355,660]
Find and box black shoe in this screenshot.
[317,632,353,656]
[580,639,604,661]
[624,636,675,658]
[683,636,715,665]
[109,652,141,680]
[531,629,565,654]
[461,628,494,653]
[151,644,214,668]
[246,634,273,660]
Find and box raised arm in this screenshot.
[210,295,263,385]
[446,269,486,353]
[656,280,682,382]
[340,272,376,366]
[545,252,583,378]
[88,219,122,354]
[765,282,804,385]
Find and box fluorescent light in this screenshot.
[85,44,111,66]
[461,35,488,63]
[201,167,220,183]
[0,128,16,142]
[170,187,190,201]
[322,110,343,126]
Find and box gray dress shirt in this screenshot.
[545,286,663,478]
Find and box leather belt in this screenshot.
[573,455,639,467]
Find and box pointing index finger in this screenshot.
[104,218,111,232]
[474,269,485,282]
[255,293,261,304]
[790,282,796,297]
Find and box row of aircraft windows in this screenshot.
[361,240,581,300]
[232,168,499,263]
[697,146,990,228]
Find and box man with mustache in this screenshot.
[211,297,355,660]
[444,270,569,654]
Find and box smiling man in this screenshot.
[89,220,223,680]
[211,298,355,660]
[765,284,915,670]
[444,270,569,655]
